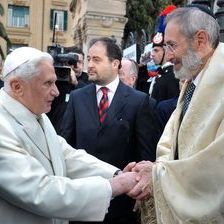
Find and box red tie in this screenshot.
[98,87,109,124]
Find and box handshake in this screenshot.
[110,161,154,200]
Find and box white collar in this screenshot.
[96,75,119,94]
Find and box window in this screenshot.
[50,9,68,32]
[8,5,29,28]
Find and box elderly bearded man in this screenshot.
[129,5,224,224]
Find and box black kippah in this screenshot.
[186,4,216,19]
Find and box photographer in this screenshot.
[46,46,89,134]
[65,46,90,87]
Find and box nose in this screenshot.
[151,52,155,58]
[52,83,59,97]
[167,53,175,63]
[87,59,94,69]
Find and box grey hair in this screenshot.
[166,7,220,49]
[129,60,139,78]
[4,54,53,91]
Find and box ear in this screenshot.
[112,59,120,69]
[131,75,137,82]
[130,75,137,86]
[10,78,24,97]
[194,30,208,49]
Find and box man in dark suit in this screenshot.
[61,37,161,224]
[156,96,178,131]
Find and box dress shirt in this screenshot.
[96,75,119,107]
[192,68,203,87]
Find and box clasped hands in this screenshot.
[110,161,154,200]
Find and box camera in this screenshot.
[47,45,79,82]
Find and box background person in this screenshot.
[47,46,89,133]
[119,58,156,109]
[119,58,138,88]
[149,6,179,102]
[65,46,90,87]
[136,5,179,102]
[0,46,142,224]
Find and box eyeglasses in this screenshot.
[163,42,178,53]
[163,38,187,53]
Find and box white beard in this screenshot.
[174,47,203,80]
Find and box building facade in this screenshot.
[69,0,127,57]
[0,0,74,55]
[1,0,224,59]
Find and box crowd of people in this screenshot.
[0,3,223,224]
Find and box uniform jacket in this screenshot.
[0,89,117,224]
[151,64,179,102]
[152,43,224,223]
[61,81,160,222]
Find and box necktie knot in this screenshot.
[101,87,108,96]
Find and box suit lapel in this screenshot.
[84,84,101,127]
[0,90,51,161]
[24,118,51,160]
[0,90,66,176]
[100,81,128,128]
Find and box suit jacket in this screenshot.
[156,96,178,132]
[136,65,150,94]
[61,81,160,222]
[150,43,224,223]
[0,89,118,224]
[47,80,86,133]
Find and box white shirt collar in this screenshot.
[96,75,120,106]
[193,69,203,87]
[96,75,119,94]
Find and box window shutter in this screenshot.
[64,11,68,31]
[50,9,54,30]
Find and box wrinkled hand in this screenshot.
[123,162,136,172]
[127,161,154,200]
[110,171,138,197]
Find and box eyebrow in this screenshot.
[164,40,176,45]
[87,55,101,60]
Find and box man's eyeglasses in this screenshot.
[163,39,187,53]
[163,42,178,53]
